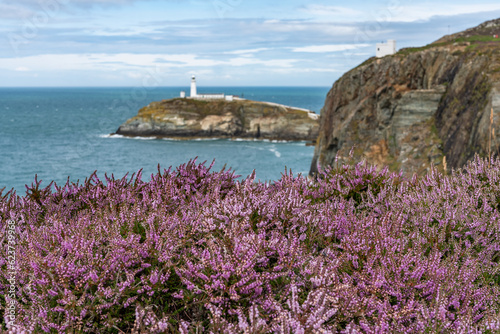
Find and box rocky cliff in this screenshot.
[310,18,500,176]
[116,98,319,141]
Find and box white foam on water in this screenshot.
[261,139,291,143]
[162,137,220,142]
[161,137,182,141]
[99,133,123,139]
[99,134,157,140]
[233,138,260,142]
[131,136,157,140]
[269,147,281,158]
[192,138,220,141]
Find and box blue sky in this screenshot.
[1,0,500,87]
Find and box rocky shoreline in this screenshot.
[115,98,319,142]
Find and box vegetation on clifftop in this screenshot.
[356,20,500,68]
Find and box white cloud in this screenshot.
[124,71,145,79]
[291,44,370,53]
[0,53,217,72]
[85,27,161,37]
[259,19,357,37]
[15,66,30,71]
[227,57,299,68]
[262,20,312,32]
[0,53,301,73]
[0,4,34,19]
[187,69,213,77]
[301,5,365,20]
[271,67,340,74]
[9,0,144,9]
[380,4,500,23]
[224,48,270,55]
[300,3,500,24]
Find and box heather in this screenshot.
[1,157,500,333]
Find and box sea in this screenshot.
[0,87,330,194]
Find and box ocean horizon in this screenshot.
[0,86,330,194]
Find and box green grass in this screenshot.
[397,35,500,57]
[454,35,500,43]
[396,42,449,56]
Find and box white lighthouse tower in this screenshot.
[190,75,197,97]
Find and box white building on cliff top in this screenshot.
[181,76,236,101]
[376,40,397,58]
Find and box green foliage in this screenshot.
[454,35,500,43]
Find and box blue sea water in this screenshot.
[0,87,330,194]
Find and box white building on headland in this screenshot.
[180,76,237,101]
[376,40,397,58]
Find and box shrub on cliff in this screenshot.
[1,157,500,333]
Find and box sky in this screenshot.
[0,0,500,87]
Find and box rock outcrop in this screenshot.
[310,18,500,176]
[116,98,319,142]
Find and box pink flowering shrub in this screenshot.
[1,157,500,333]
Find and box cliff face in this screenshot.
[310,18,500,176]
[116,98,319,141]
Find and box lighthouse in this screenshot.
[190,75,197,97]
[180,75,236,100]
